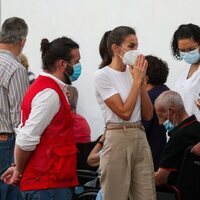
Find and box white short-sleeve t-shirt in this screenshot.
[94,66,141,124]
[174,67,200,121]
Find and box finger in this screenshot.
[139,54,145,68]
[1,171,11,179]
[12,178,21,185]
[144,59,148,69]
[137,54,143,68]
[143,59,148,71]
[134,54,141,68]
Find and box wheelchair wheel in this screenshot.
[72,189,98,200]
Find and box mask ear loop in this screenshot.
[116,46,132,66]
[115,46,126,59]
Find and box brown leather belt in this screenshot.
[106,122,144,130]
[0,133,15,141]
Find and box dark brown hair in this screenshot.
[99,26,136,68]
[40,37,79,72]
[171,23,200,60]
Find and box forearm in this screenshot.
[87,153,100,167]
[14,144,33,174]
[140,86,153,120]
[87,144,102,167]
[155,168,170,186]
[121,82,140,118]
[105,82,141,121]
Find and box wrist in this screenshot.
[11,163,16,167]
[97,141,104,148]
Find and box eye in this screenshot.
[179,46,198,53]
[128,44,138,49]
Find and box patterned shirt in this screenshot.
[0,50,29,133]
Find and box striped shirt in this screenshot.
[0,50,29,133]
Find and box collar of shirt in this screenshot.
[168,115,197,137]
[0,49,20,62]
[40,72,68,94]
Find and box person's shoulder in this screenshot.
[74,113,87,121]
[95,66,109,76]
[0,58,26,86]
[94,66,110,82]
[190,120,200,131]
[175,117,200,136]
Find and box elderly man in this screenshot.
[154,90,200,186]
[67,86,91,143]
[0,17,29,200]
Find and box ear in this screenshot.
[168,108,175,115]
[21,38,26,47]
[19,38,26,52]
[111,44,119,54]
[55,59,66,71]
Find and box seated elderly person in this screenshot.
[67,86,91,143]
[154,90,200,186]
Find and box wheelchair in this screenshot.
[72,169,100,200]
[72,141,100,200]
[73,142,200,200]
[156,145,200,200]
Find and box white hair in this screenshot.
[155,90,184,111]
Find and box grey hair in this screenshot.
[155,90,184,111]
[0,17,28,44]
[67,86,78,109]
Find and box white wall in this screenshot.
[1,0,200,140]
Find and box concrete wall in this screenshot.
[1,0,200,139]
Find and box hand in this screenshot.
[1,166,22,185]
[191,142,200,156]
[195,98,200,110]
[129,54,148,86]
[99,133,106,143]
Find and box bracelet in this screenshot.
[98,141,104,147]
[11,163,16,167]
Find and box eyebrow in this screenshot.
[128,42,138,46]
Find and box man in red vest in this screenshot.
[2,37,82,200]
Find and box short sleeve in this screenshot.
[94,69,118,101]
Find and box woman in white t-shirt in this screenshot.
[94,26,156,200]
[171,23,200,121]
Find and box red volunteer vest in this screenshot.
[20,75,78,191]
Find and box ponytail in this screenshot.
[99,30,112,68]
[99,26,136,69]
[40,38,50,58]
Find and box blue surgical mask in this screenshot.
[70,63,82,82]
[163,120,175,132]
[180,48,200,64]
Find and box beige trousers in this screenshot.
[99,125,156,200]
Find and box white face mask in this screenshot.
[122,49,140,66]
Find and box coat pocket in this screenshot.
[52,146,77,181]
